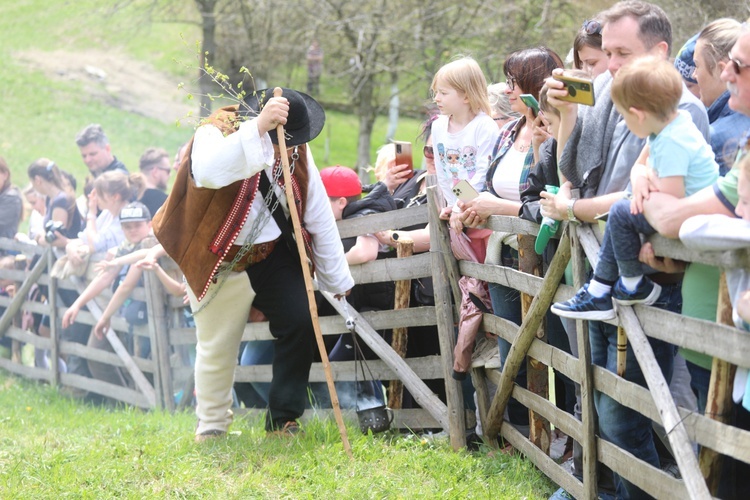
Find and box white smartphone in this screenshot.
[452,179,479,202]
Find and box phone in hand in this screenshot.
[520,94,540,117]
[553,73,596,106]
[452,179,479,202]
[393,140,414,179]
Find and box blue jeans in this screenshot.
[685,360,710,415]
[239,340,274,405]
[596,198,657,282]
[490,282,575,427]
[590,282,681,499]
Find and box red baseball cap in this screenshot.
[320,166,361,197]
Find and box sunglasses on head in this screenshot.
[582,19,602,36]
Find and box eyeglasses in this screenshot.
[423,145,434,159]
[582,20,602,36]
[507,76,517,92]
[728,52,750,75]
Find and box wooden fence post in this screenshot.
[699,272,737,494]
[388,237,414,410]
[517,233,551,454]
[486,232,570,442]
[427,183,466,450]
[570,222,598,500]
[47,251,60,386]
[144,272,175,411]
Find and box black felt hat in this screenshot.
[241,88,325,146]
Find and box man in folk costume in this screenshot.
[153,88,353,441]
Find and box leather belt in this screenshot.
[223,239,278,272]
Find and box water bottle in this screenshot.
[534,185,560,255]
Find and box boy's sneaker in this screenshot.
[551,284,616,321]
[612,276,661,306]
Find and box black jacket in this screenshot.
[520,138,559,224]
[341,181,398,312]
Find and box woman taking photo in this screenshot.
[457,46,570,433]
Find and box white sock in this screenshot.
[621,275,643,292]
[587,279,612,298]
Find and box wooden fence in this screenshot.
[2,180,750,498]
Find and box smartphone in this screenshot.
[553,73,596,106]
[393,140,414,179]
[520,94,539,117]
[452,179,479,202]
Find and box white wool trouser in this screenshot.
[187,270,254,435]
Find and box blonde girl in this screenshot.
[430,56,499,228]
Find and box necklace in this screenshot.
[516,141,530,152]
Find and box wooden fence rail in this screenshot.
[2,179,750,498]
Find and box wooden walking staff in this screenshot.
[272,87,353,459]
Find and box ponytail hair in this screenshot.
[27,157,77,226]
[27,158,75,193]
[94,171,147,202]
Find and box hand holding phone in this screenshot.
[553,73,595,106]
[452,179,479,202]
[520,94,540,117]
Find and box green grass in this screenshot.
[0,373,555,498]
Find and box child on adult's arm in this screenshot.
[551,57,719,320]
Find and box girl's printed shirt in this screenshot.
[431,112,499,206]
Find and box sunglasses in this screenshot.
[582,19,602,36]
[728,53,750,75]
[423,145,434,159]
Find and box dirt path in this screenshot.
[15,49,198,124]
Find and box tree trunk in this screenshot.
[196,0,218,118]
[355,79,376,182]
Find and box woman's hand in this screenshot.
[383,162,411,193]
[539,181,572,221]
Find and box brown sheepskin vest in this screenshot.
[152,105,309,300]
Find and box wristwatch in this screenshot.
[566,198,579,223]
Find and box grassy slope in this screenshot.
[0,1,422,190]
[0,373,554,498]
